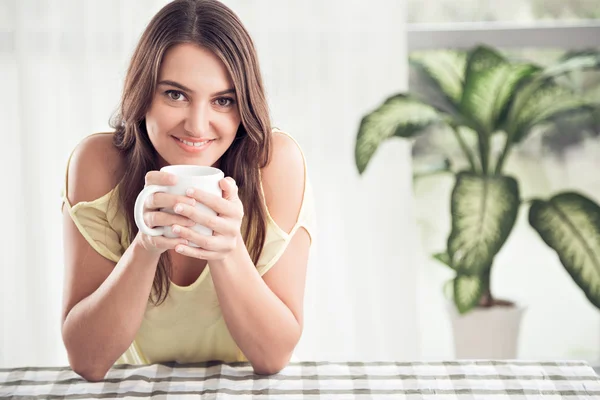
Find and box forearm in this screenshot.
[62,238,160,380]
[209,236,302,374]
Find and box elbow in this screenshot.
[251,354,292,376]
[62,325,112,382]
[252,363,287,376]
[77,369,108,383]
[64,340,110,382]
[252,325,302,375]
[69,359,109,382]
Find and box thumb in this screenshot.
[220,177,238,200]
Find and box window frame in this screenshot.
[407,20,600,51]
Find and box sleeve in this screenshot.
[255,171,317,277]
[61,135,128,264]
[62,192,126,263]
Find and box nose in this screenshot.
[183,103,210,137]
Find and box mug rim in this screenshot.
[160,165,223,177]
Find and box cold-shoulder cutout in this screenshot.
[254,128,315,276]
[260,130,306,235]
[64,132,121,208]
[62,132,128,263]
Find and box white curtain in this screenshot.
[0,0,418,367]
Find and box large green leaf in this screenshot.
[529,192,600,310]
[504,78,595,143]
[541,109,600,155]
[355,94,443,174]
[460,46,539,134]
[447,172,520,275]
[433,252,455,270]
[410,50,467,106]
[435,251,491,314]
[541,50,600,80]
[454,274,484,314]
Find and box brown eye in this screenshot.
[215,97,234,107]
[165,90,186,101]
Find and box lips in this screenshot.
[172,136,214,153]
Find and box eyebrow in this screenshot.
[157,80,235,96]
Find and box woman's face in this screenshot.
[146,43,241,167]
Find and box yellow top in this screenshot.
[62,129,315,365]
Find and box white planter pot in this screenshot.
[446,302,526,359]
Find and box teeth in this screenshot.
[178,138,212,147]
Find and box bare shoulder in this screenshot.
[260,131,306,232]
[66,133,123,205]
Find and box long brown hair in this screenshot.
[110,0,272,305]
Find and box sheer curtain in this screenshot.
[0,0,418,367]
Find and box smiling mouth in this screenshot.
[175,137,215,147]
[171,135,216,153]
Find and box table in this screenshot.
[2,360,600,399]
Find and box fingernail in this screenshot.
[174,204,183,213]
[186,188,195,196]
[187,198,196,206]
[176,245,185,253]
[172,225,181,233]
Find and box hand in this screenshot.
[170,177,244,261]
[134,170,196,255]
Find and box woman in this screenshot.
[61,0,314,381]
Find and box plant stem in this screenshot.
[495,134,513,175]
[479,269,493,307]
[477,130,489,175]
[450,124,480,173]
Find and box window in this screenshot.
[408,0,600,24]
[407,1,600,52]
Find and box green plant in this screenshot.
[355,45,600,314]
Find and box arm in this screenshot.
[61,135,190,381]
[209,228,310,374]
[170,133,310,374]
[62,223,160,381]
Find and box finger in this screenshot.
[174,243,222,260]
[143,211,196,229]
[145,192,195,210]
[184,188,238,217]
[145,234,188,250]
[145,171,178,186]
[219,177,239,201]
[179,210,238,236]
[171,225,235,252]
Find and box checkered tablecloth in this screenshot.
[2,360,600,399]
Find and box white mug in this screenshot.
[134,165,224,247]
